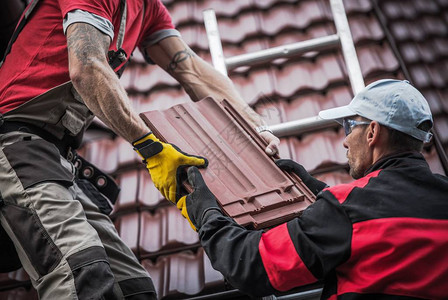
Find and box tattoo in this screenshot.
[67,23,110,66]
[166,48,195,73]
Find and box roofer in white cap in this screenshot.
[319,78,434,178]
[164,78,448,299]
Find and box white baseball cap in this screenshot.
[319,79,433,142]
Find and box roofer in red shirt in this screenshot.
[0,0,280,298]
[176,79,448,299]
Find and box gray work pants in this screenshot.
[0,131,156,299]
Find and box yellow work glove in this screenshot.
[132,132,208,203]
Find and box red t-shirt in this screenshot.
[0,0,175,114]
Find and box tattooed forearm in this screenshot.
[166,48,195,73]
[67,23,110,66]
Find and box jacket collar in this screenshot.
[365,151,428,176]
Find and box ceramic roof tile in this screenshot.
[195,0,252,18]
[409,65,433,89]
[421,16,448,36]
[231,68,276,104]
[433,38,448,58]
[289,130,347,171]
[119,66,136,90]
[283,86,353,122]
[399,42,435,64]
[413,0,440,14]
[381,1,419,19]
[349,15,385,43]
[409,63,448,89]
[286,93,324,121]
[266,25,332,49]
[422,89,446,116]
[424,146,447,175]
[0,287,37,300]
[278,137,294,159]
[390,16,448,42]
[439,89,448,113]
[138,89,188,113]
[356,44,400,78]
[272,54,345,96]
[216,13,260,43]
[141,249,225,299]
[140,207,199,254]
[255,100,287,125]
[284,86,353,122]
[315,169,353,187]
[341,0,373,14]
[115,170,140,211]
[130,48,146,65]
[169,1,192,26]
[133,65,178,92]
[259,2,329,35]
[138,172,165,208]
[223,39,266,59]
[116,137,140,168]
[81,138,118,173]
[430,61,448,88]
[114,169,164,211]
[115,212,139,252]
[0,269,30,289]
[141,97,316,229]
[254,0,298,9]
[177,25,209,50]
[434,116,448,144]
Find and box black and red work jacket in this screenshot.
[199,151,448,299]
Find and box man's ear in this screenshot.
[366,121,382,147]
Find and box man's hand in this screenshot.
[133,133,208,203]
[177,167,222,231]
[276,159,328,195]
[259,131,280,156]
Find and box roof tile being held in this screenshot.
[140,97,316,229]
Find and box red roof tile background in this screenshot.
[1,0,447,298]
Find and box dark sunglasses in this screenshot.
[343,119,371,136]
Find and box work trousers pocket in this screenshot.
[2,138,74,189]
[0,137,75,275]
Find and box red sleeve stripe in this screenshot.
[259,223,317,291]
[324,170,381,204]
[336,217,448,299]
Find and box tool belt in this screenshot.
[0,119,120,206]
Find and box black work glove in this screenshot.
[276,159,328,195]
[177,167,222,231]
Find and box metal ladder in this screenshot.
[203,0,364,138]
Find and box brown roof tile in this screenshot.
[140,97,316,229]
[140,207,199,254]
[141,249,225,298]
[315,169,352,187]
[0,287,37,300]
[289,129,347,171]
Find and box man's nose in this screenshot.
[343,137,348,149]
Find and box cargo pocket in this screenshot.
[3,138,74,189]
[1,203,63,277]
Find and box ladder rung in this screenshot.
[270,116,336,137]
[225,34,340,70]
